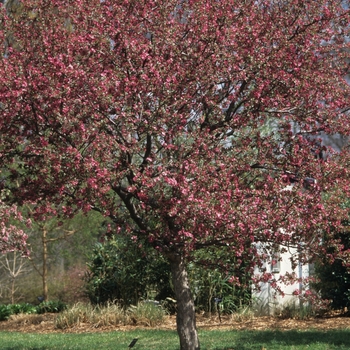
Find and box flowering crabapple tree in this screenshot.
[1,0,350,349]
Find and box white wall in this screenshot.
[252,247,311,316]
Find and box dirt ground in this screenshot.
[1,312,350,334]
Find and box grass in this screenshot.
[1,328,350,349]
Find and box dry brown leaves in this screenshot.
[0,313,350,334]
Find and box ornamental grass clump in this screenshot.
[90,303,127,327]
[128,302,166,327]
[230,305,254,323]
[55,303,95,329]
[55,302,166,329]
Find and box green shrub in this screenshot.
[0,304,12,321]
[85,235,172,307]
[9,303,37,315]
[313,227,350,310]
[84,235,252,314]
[0,301,67,321]
[188,248,252,314]
[0,303,37,320]
[35,300,67,314]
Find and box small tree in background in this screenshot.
[0,206,108,304]
[0,250,30,303]
[0,193,29,304]
[28,221,75,302]
[25,210,105,302]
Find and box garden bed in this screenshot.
[1,312,350,334]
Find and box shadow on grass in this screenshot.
[212,329,350,350]
[1,349,48,350]
[1,328,350,350]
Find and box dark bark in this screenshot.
[168,252,200,350]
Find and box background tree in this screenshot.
[0,191,29,303]
[28,220,75,302]
[23,210,107,303]
[1,1,350,349]
[0,250,29,303]
[0,203,107,304]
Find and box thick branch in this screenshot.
[112,185,148,232]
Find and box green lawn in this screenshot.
[1,329,350,349]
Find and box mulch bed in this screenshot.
[1,313,350,334]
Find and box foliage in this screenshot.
[1,0,350,270]
[190,267,248,314]
[0,303,38,321]
[0,301,67,321]
[188,248,252,314]
[8,302,37,315]
[0,208,107,304]
[313,226,350,310]
[0,304,12,321]
[84,235,172,306]
[35,300,67,314]
[85,236,253,313]
[1,0,350,348]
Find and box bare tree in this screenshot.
[0,251,29,303]
[28,222,75,301]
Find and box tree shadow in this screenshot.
[2,348,49,350]
[213,329,350,350]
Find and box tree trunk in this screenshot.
[42,229,48,301]
[10,276,15,304]
[168,252,200,350]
